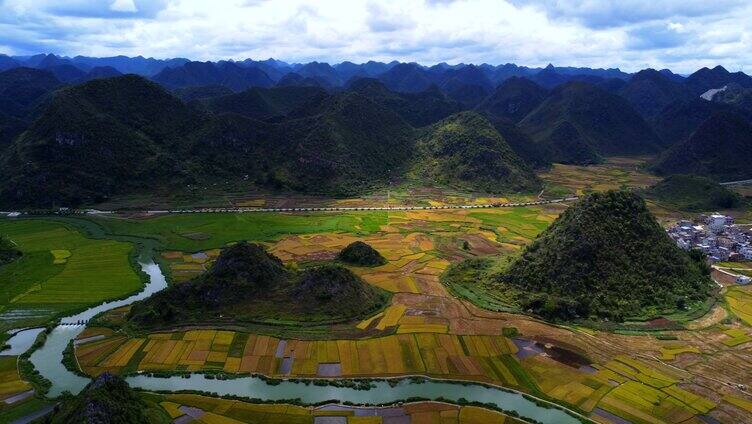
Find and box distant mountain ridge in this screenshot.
[519,82,661,164]
[2,54,752,207]
[653,111,752,182]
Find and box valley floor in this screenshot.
[2,172,752,423]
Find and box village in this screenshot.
[667,213,752,284]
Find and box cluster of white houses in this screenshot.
[667,214,752,284]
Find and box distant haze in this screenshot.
[0,0,751,74]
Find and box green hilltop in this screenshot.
[41,373,169,424]
[0,75,546,207]
[412,111,541,193]
[444,191,713,322]
[519,82,661,164]
[128,242,390,329]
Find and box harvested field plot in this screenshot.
[538,157,660,196]
[152,393,520,424]
[78,331,526,388]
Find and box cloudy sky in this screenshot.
[0,0,750,73]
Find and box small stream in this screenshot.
[20,261,583,424]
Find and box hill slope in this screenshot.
[618,69,691,118]
[199,85,328,120]
[0,75,201,206]
[486,117,552,169]
[519,82,660,164]
[338,241,387,266]
[499,191,711,321]
[412,112,540,193]
[644,174,743,211]
[476,77,548,123]
[349,78,462,127]
[42,373,169,424]
[128,242,390,328]
[650,99,745,148]
[153,61,274,91]
[653,111,752,181]
[0,67,62,118]
[685,66,752,96]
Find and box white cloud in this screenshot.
[110,0,137,13]
[0,0,750,74]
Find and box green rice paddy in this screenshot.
[0,220,143,330]
[91,212,389,251]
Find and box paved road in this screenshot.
[128,197,579,215]
[2,197,579,217]
[720,178,752,186]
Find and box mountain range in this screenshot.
[1,53,752,207]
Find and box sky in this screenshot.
[0,0,750,73]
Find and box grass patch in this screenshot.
[0,219,143,330]
[89,211,389,251]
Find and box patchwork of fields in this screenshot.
[76,324,727,423]
[538,157,661,197]
[0,220,143,330]
[3,198,752,423]
[150,393,522,424]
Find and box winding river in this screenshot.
[20,261,583,424]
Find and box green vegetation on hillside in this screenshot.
[347,77,464,127]
[653,111,752,182]
[128,242,390,328]
[444,191,712,322]
[519,82,660,164]
[40,373,169,424]
[476,76,548,123]
[337,241,387,266]
[644,174,743,211]
[413,111,540,193]
[0,75,420,206]
[1,75,201,206]
[199,85,328,120]
[0,74,555,208]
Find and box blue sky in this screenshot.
[0,0,750,73]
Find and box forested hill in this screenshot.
[128,242,390,328]
[412,111,541,193]
[519,82,661,164]
[0,75,546,207]
[653,111,752,181]
[499,190,712,321]
[41,373,168,423]
[643,174,743,211]
[3,55,752,207]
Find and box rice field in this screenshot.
[726,286,752,325]
[148,393,522,424]
[87,206,553,255]
[0,356,31,402]
[91,212,390,252]
[721,328,752,347]
[77,330,526,388]
[0,219,143,330]
[538,156,661,196]
[11,203,747,423]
